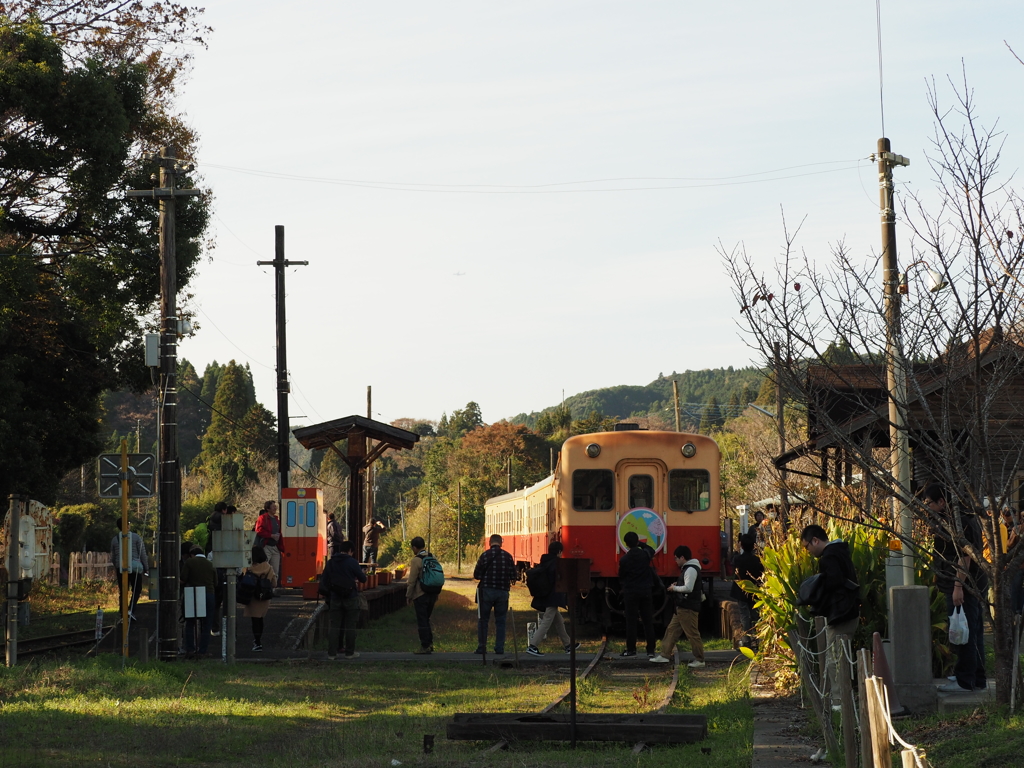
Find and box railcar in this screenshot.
[484,425,721,624]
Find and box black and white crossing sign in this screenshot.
[97,453,156,498]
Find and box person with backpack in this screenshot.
[256,500,285,586]
[800,524,861,705]
[406,536,443,654]
[526,541,579,656]
[651,545,706,667]
[241,545,278,652]
[319,540,366,659]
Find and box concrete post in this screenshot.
[888,585,937,711]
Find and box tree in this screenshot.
[0,20,207,504]
[724,79,1024,704]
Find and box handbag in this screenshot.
[948,605,970,645]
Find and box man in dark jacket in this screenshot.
[801,524,860,706]
[924,483,987,693]
[180,546,217,659]
[651,545,705,667]
[618,531,658,657]
[319,541,367,659]
[731,532,764,644]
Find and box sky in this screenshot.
[173,1,1024,428]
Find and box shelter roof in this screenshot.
[292,415,419,452]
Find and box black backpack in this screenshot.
[236,571,258,605]
[526,560,555,598]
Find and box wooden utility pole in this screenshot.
[256,226,308,495]
[457,482,462,573]
[672,380,681,432]
[876,138,914,587]
[127,145,201,662]
[365,386,374,525]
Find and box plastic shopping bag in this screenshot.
[948,605,970,646]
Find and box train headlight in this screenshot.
[585,443,601,458]
[681,443,697,458]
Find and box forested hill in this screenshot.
[510,367,766,431]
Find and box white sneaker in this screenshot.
[687,660,706,668]
[649,654,671,663]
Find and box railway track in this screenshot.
[481,637,683,753]
[0,628,103,658]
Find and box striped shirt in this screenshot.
[474,545,517,591]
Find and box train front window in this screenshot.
[628,475,653,509]
[669,469,711,511]
[573,469,614,511]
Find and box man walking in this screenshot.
[406,536,439,654]
[651,545,706,667]
[473,533,517,655]
[362,518,386,564]
[800,524,861,704]
[110,524,148,620]
[256,500,285,585]
[319,541,366,659]
[618,531,657,657]
[924,483,988,692]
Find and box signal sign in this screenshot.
[97,453,156,498]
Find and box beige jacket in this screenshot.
[406,552,425,601]
[242,560,278,618]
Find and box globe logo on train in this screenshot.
[617,508,666,553]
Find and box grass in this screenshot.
[0,652,752,768]
[901,706,1024,767]
[2,577,752,767]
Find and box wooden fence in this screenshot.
[56,552,116,587]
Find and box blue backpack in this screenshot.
[419,553,445,594]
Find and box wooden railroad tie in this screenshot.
[446,712,707,744]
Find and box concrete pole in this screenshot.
[226,570,237,664]
[6,495,24,667]
[878,137,915,587]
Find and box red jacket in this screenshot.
[255,512,285,552]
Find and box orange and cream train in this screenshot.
[484,425,721,624]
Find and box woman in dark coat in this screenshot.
[526,542,578,655]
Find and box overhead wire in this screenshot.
[201,159,872,194]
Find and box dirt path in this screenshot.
[751,663,820,768]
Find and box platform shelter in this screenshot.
[292,416,419,544]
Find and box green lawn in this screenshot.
[1,577,751,767]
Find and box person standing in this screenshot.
[256,500,285,586]
[618,531,657,657]
[180,546,216,659]
[651,545,706,667]
[731,532,764,644]
[326,512,344,560]
[406,536,440,654]
[924,484,988,692]
[526,541,578,656]
[362,518,386,564]
[110,525,148,620]
[319,540,366,659]
[207,501,230,635]
[241,545,277,652]
[800,524,861,704]
[473,533,517,655]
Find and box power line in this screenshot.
[200,159,871,194]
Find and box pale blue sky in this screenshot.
[175,1,1024,425]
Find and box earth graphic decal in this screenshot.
[617,508,667,553]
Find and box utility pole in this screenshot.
[457,482,462,574]
[875,137,914,587]
[672,380,681,433]
[257,226,308,495]
[127,145,201,662]
[366,386,374,525]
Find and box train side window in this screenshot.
[628,475,654,509]
[573,469,614,511]
[669,469,711,512]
